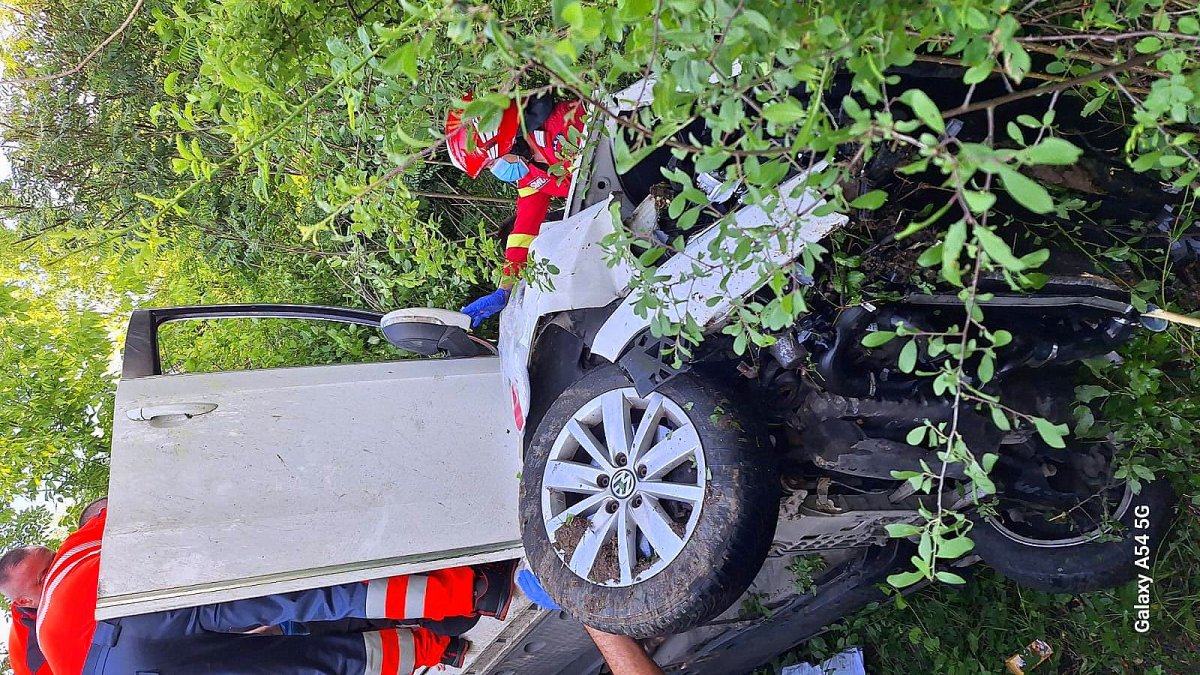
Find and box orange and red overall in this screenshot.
[36,510,476,675]
[8,605,51,675]
[503,99,587,278]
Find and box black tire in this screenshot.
[519,365,779,637]
[971,478,1175,593]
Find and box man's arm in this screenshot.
[502,189,554,284]
[583,625,664,675]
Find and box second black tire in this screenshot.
[971,478,1175,593]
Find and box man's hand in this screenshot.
[461,288,511,327]
[515,570,661,674]
[584,625,664,675]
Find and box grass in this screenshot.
[763,507,1199,674]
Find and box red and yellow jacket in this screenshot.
[504,100,586,278]
[8,605,51,675]
[36,511,105,675]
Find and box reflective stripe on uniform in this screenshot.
[516,186,539,197]
[506,234,537,250]
[403,577,427,619]
[398,629,416,675]
[365,575,429,620]
[363,631,383,675]
[533,130,547,147]
[35,540,101,638]
[362,630,416,675]
[365,578,388,618]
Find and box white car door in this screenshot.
[98,305,521,619]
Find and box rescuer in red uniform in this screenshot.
[2,546,54,675]
[1,498,111,675]
[448,92,587,326]
[1,508,518,675]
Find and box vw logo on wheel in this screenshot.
[610,469,637,499]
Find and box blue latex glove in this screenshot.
[516,569,561,610]
[461,287,510,327]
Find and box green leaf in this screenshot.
[975,227,1026,271]
[982,453,999,472]
[978,353,995,384]
[1006,121,1025,145]
[618,0,653,20]
[990,406,1011,431]
[899,89,945,134]
[935,571,967,584]
[379,42,419,80]
[1018,248,1050,269]
[850,190,888,209]
[888,570,927,588]
[1021,137,1083,166]
[1132,151,1162,172]
[1005,44,1031,82]
[898,339,918,373]
[906,426,927,446]
[1075,385,1110,403]
[1132,464,1156,481]
[164,71,182,95]
[997,166,1054,214]
[991,329,1012,347]
[927,338,946,357]
[885,523,924,538]
[638,247,667,266]
[1135,36,1163,53]
[1075,405,1095,435]
[1082,92,1110,117]
[1033,418,1069,449]
[936,535,975,559]
[963,61,993,85]
[917,243,942,267]
[762,99,806,125]
[862,330,896,348]
[962,190,996,214]
[561,1,584,27]
[941,220,967,286]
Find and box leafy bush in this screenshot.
[1,0,1198,669]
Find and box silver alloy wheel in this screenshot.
[986,482,1135,548]
[541,387,707,586]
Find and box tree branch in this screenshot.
[410,191,510,204]
[0,0,145,86]
[1017,30,1200,43]
[942,52,1158,119]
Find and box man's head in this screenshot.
[79,497,109,528]
[0,546,54,608]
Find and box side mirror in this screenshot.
[380,308,497,358]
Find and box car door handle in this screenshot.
[126,403,218,422]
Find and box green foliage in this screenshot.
[0,245,116,502]
[2,0,1199,668]
[787,555,826,596]
[774,526,1200,674]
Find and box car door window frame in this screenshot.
[121,304,385,379]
